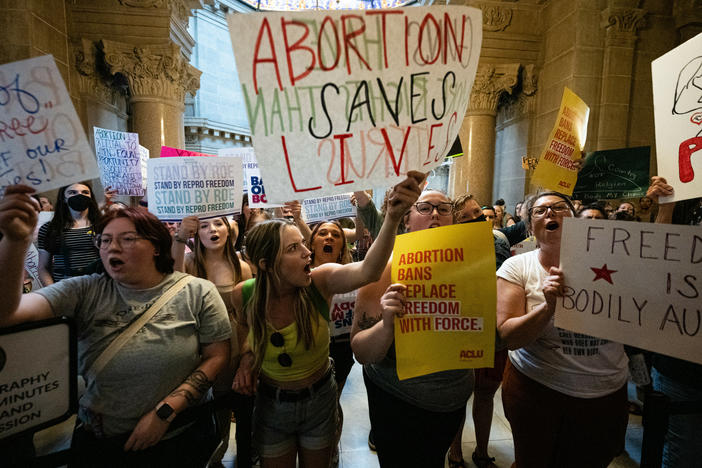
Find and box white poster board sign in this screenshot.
[0,319,76,440]
[139,145,149,191]
[302,194,356,223]
[652,32,702,203]
[556,218,702,365]
[0,55,99,196]
[147,156,243,221]
[227,6,482,203]
[218,147,282,208]
[93,127,144,196]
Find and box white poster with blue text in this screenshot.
[94,127,145,196]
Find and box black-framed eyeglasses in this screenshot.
[413,202,453,216]
[93,232,145,250]
[270,332,292,367]
[530,202,571,218]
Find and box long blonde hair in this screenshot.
[244,219,319,372]
[188,217,244,284]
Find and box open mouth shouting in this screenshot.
[322,244,334,253]
[108,257,125,270]
[210,234,220,242]
[303,262,311,276]
[545,221,560,231]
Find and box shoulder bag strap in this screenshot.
[84,275,194,383]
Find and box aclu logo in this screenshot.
[459,349,484,360]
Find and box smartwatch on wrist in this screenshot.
[155,402,176,423]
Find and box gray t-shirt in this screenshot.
[36,271,231,436]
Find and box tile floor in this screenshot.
[33,363,644,467]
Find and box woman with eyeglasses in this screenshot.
[351,190,475,468]
[0,187,232,467]
[230,172,424,468]
[171,215,253,467]
[37,182,102,285]
[496,192,628,468]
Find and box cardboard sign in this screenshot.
[227,6,482,203]
[572,146,651,200]
[0,318,77,440]
[160,146,215,157]
[93,127,144,196]
[652,33,702,203]
[147,156,243,221]
[531,87,590,195]
[0,55,99,196]
[391,222,496,380]
[555,218,702,365]
[302,193,356,223]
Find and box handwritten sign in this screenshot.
[302,193,356,223]
[391,222,496,380]
[227,6,482,203]
[531,87,590,195]
[0,55,99,196]
[652,32,702,203]
[93,127,144,196]
[147,156,243,221]
[139,145,149,191]
[160,146,214,157]
[572,146,651,200]
[0,318,76,440]
[556,218,702,365]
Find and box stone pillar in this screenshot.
[449,63,519,205]
[673,0,702,42]
[100,40,201,156]
[596,3,646,150]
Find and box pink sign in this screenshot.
[160,146,215,157]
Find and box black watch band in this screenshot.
[155,402,176,422]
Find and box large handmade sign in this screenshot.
[652,32,702,203]
[302,193,356,223]
[556,218,702,365]
[93,127,145,196]
[227,6,482,203]
[147,156,243,221]
[0,318,77,440]
[531,87,590,195]
[391,222,496,380]
[0,55,99,196]
[572,146,651,200]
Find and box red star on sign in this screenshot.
[591,264,617,284]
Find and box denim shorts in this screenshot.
[253,372,338,458]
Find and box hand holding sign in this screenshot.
[543,266,565,311]
[385,171,426,222]
[646,176,674,203]
[0,184,39,243]
[381,284,408,325]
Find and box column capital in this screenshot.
[100,40,201,105]
[468,63,520,116]
[74,38,128,109]
[601,7,647,46]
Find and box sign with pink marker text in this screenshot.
[556,218,702,365]
[0,55,99,196]
[227,6,482,203]
[652,32,702,203]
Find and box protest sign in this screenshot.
[227,6,482,203]
[329,291,356,339]
[510,235,536,256]
[572,146,651,200]
[160,146,215,157]
[0,55,99,196]
[391,222,496,380]
[302,193,356,223]
[0,317,77,440]
[24,244,39,281]
[93,127,144,196]
[218,146,282,207]
[531,87,590,195]
[555,217,702,365]
[652,33,702,203]
[139,145,149,190]
[147,156,243,221]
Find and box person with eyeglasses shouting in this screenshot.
[496,191,628,468]
[351,189,475,468]
[230,171,425,468]
[0,185,232,467]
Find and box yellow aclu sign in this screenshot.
[391,222,496,380]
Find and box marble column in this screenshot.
[596,3,646,150]
[449,63,519,205]
[100,40,201,157]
